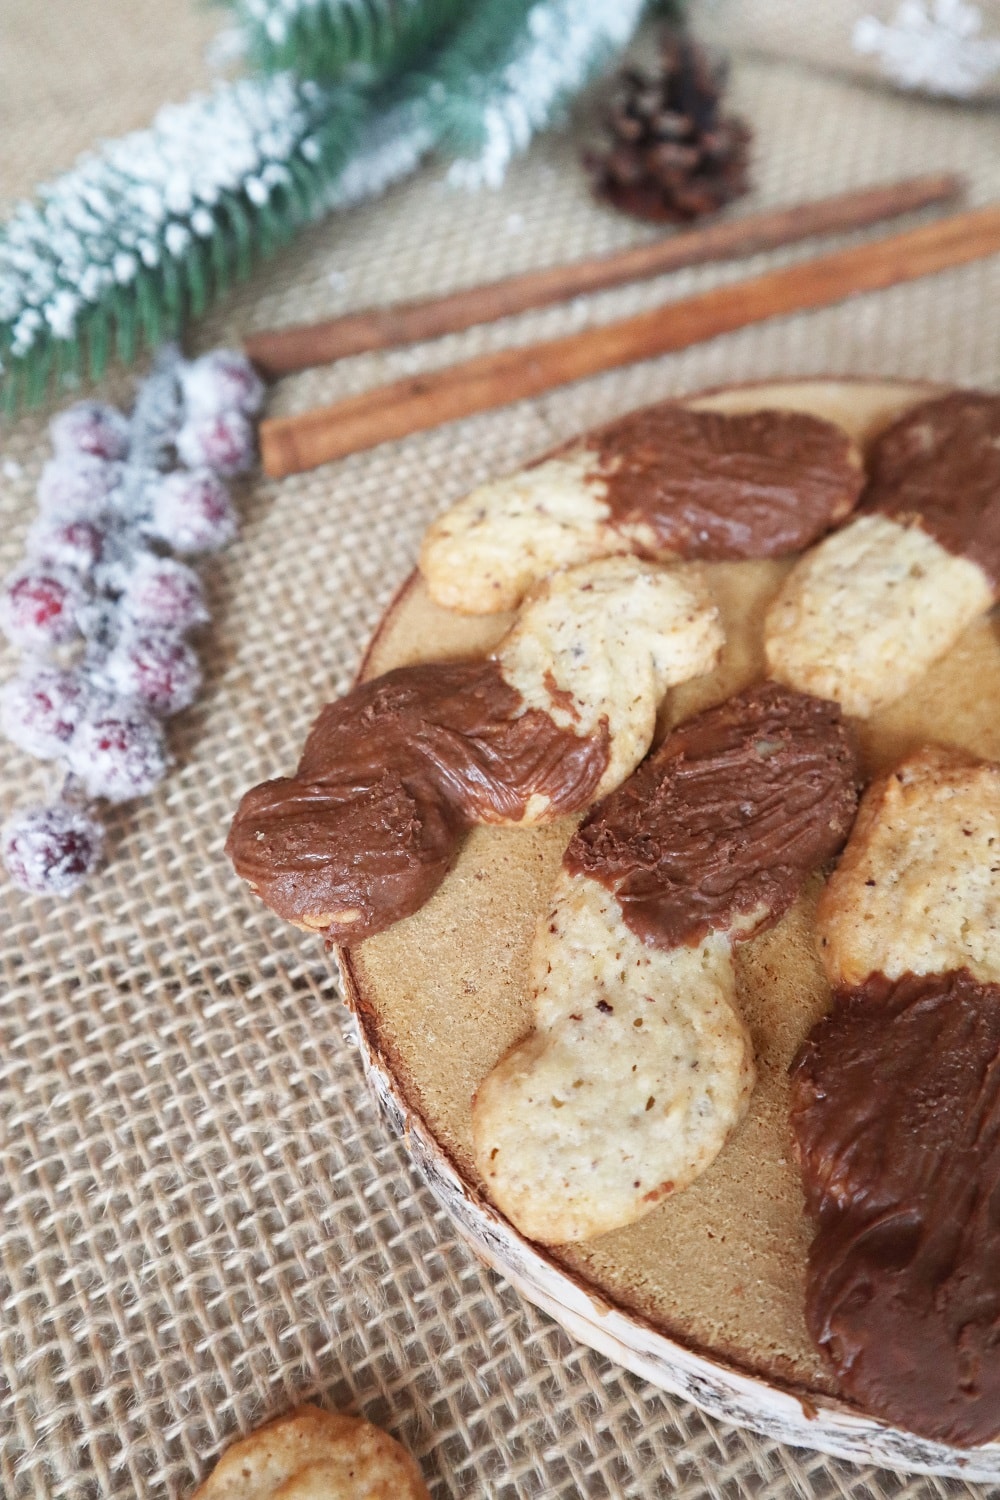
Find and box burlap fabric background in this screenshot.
[2,3,1000,1496]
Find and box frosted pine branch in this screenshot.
[0,0,653,412]
[331,0,648,204]
[225,0,468,83]
[444,0,648,189]
[0,74,360,409]
[326,102,437,209]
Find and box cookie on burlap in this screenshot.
[192,1405,429,1500]
[815,744,1000,987]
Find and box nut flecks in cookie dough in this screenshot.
[864,390,1000,590]
[594,403,863,558]
[815,745,1000,988]
[566,681,861,950]
[420,403,863,614]
[227,558,722,945]
[472,872,754,1244]
[472,682,858,1245]
[192,1403,430,1500]
[766,390,1000,721]
[790,969,1000,1449]
[764,513,994,719]
[420,451,623,614]
[496,557,723,798]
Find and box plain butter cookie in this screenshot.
[192,1405,429,1500]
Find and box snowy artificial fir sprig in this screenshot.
[226,0,469,84]
[0,0,652,412]
[439,0,648,189]
[0,75,361,414]
[328,0,648,198]
[0,346,261,895]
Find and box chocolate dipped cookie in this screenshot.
[235,380,1000,1471]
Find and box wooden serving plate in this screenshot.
[338,380,1000,1478]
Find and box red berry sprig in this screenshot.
[0,346,263,896]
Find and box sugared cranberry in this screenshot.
[105,628,202,716]
[119,554,207,631]
[49,401,130,462]
[2,803,104,895]
[175,410,255,477]
[0,666,87,759]
[37,454,122,521]
[0,567,83,650]
[27,517,106,576]
[181,350,264,419]
[67,700,169,802]
[146,469,238,554]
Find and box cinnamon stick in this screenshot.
[260,202,1000,479]
[245,173,962,378]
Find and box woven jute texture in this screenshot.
[3,5,1000,1497]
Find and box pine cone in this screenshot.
[587,34,752,223]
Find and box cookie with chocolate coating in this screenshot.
[766,390,1000,718]
[794,739,1000,1445]
[227,557,722,945]
[472,682,860,1244]
[791,969,1000,1449]
[421,403,863,614]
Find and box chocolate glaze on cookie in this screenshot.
[581,405,863,559]
[226,662,609,944]
[791,969,1000,1448]
[565,682,860,950]
[864,391,1000,591]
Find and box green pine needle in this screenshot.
[224,0,469,84]
[0,0,656,415]
[0,75,365,412]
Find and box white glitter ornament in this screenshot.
[119,553,208,631]
[0,565,85,651]
[104,627,202,716]
[1,345,246,894]
[26,516,107,577]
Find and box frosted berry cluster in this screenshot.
[0,346,263,896]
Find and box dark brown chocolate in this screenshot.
[565,682,859,949]
[226,661,609,945]
[864,390,1000,591]
[583,404,863,559]
[791,969,1000,1448]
